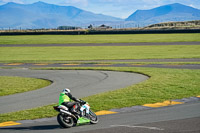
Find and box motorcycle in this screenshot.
[53,99,98,128]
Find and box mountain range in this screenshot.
[126,3,200,25]
[0,1,122,29]
[0,2,200,29]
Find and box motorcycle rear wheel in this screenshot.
[57,113,74,128]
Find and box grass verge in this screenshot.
[1,45,200,63]
[0,76,52,96]
[0,34,200,44]
[0,67,200,123]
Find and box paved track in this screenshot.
[1,63,200,69]
[1,101,200,133]
[0,69,148,114]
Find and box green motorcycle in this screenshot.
[53,99,98,128]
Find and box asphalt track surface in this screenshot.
[1,62,200,69]
[0,69,148,114]
[1,102,200,133]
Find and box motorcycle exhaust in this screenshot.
[60,109,72,115]
[60,109,77,120]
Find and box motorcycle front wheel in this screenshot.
[89,110,98,124]
[57,113,74,128]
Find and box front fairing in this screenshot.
[80,103,90,114]
[77,117,90,125]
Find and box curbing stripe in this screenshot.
[33,64,49,66]
[143,100,184,108]
[4,63,23,66]
[94,64,112,66]
[131,64,143,66]
[0,121,21,127]
[95,110,118,116]
[61,64,80,66]
[165,64,181,66]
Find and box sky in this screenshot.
[0,0,200,18]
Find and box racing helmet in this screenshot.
[63,88,70,94]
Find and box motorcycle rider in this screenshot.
[55,88,98,127]
[59,88,83,113]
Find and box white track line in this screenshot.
[110,125,164,131]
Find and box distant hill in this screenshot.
[0,1,122,29]
[126,3,200,25]
[146,20,200,29]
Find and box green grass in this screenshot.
[0,33,200,44]
[0,45,200,63]
[0,67,200,122]
[0,76,52,96]
[95,62,200,65]
[84,67,200,111]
